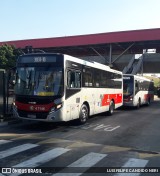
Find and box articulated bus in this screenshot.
[123,74,154,108]
[13,53,123,124]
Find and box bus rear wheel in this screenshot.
[107,101,114,116]
[136,98,141,109]
[78,104,88,124]
[146,98,150,106]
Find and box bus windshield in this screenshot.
[123,78,134,97]
[15,66,63,96]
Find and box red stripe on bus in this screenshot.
[101,93,122,106]
[144,94,154,101]
[15,101,54,112]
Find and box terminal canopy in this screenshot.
[1,28,160,73]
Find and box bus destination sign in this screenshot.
[34,57,46,63]
[18,56,57,63]
[123,76,130,80]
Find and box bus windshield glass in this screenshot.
[15,66,63,96]
[123,77,134,97]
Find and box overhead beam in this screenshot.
[112,43,135,63]
[90,47,109,64]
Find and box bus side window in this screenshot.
[67,70,81,88]
[75,72,81,88]
[83,67,93,87]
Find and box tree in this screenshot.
[0,44,21,69]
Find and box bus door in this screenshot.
[65,69,81,120]
[82,66,96,115]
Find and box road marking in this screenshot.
[121,158,148,167]
[14,147,70,167]
[52,152,107,176]
[114,158,148,176]
[0,143,38,159]
[68,152,107,167]
[11,148,70,176]
[70,123,120,132]
[0,139,11,145]
[93,124,120,131]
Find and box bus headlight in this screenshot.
[129,96,133,101]
[12,102,17,111]
[56,103,63,109]
[49,103,63,114]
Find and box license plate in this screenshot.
[27,114,36,119]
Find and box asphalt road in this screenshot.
[0,98,160,175]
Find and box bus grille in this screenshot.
[18,110,49,119]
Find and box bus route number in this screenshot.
[34,57,46,63]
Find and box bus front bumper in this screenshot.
[12,105,64,122]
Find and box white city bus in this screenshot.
[13,53,123,124]
[123,74,154,108]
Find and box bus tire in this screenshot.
[146,98,150,106]
[107,101,114,116]
[78,104,88,124]
[136,98,141,109]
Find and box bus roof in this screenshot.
[18,53,122,74]
[64,54,122,74]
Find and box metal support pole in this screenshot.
[109,44,112,66]
[3,72,6,117]
[141,54,144,76]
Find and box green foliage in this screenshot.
[0,44,20,69]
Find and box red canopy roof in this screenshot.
[1,28,160,49]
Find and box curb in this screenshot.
[0,118,22,127]
[0,121,8,127]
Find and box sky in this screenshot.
[1,0,160,42]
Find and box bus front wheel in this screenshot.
[78,104,88,124]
